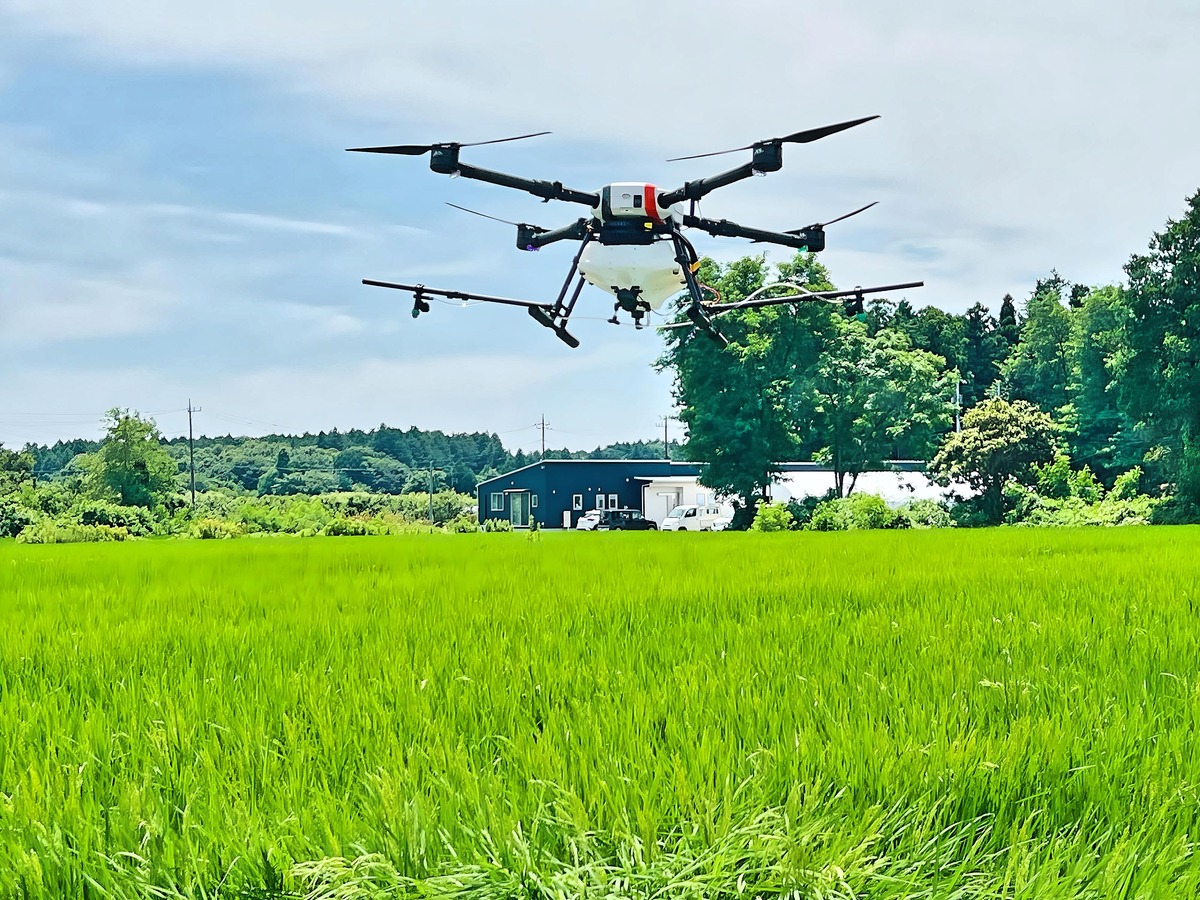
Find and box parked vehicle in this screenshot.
[661,504,724,531]
[575,510,602,531]
[603,508,657,531]
[578,508,657,531]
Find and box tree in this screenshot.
[1063,285,1135,480]
[0,444,34,495]
[997,293,1020,351]
[657,252,835,524]
[929,399,1058,524]
[1111,190,1200,513]
[892,305,967,378]
[83,409,179,508]
[792,319,957,496]
[1002,281,1072,414]
[961,302,1005,407]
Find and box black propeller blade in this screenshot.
[667,115,879,162]
[788,201,879,234]
[445,202,547,232]
[347,131,551,155]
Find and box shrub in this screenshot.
[446,513,479,533]
[0,499,37,538]
[845,493,897,530]
[323,517,372,537]
[808,494,903,531]
[18,521,129,544]
[191,518,244,540]
[895,499,954,529]
[74,500,155,536]
[808,499,852,531]
[750,502,795,532]
[482,518,514,532]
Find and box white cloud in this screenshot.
[4,0,1194,311]
[0,256,178,343]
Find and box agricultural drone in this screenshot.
[349,116,921,347]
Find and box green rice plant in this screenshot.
[2,528,1200,897]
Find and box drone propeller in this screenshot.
[346,131,551,156]
[789,201,879,233]
[445,202,548,232]
[667,115,879,162]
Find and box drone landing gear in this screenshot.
[527,231,593,348]
[528,288,581,348]
[669,229,728,347]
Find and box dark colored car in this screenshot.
[597,508,658,531]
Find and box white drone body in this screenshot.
[579,182,685,310]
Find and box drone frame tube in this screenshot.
[522,218,591,251]
[705,281,925,313]
[681,213,822,251]
[429,144,599,207]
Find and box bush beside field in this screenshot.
[1,489,477,542]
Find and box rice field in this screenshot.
[2,528,1200,899]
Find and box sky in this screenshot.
[1,0,1197,452]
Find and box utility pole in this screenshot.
[658,415,676,460]
[428,461,435,525]
[954,379,963,432]
[538,415,549,456]
[187,399,201,506]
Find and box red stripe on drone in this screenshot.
[645,185,660,221]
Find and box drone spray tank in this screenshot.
[575,183,688,325]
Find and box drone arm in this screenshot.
[681,213,824,252]
[656,161,758,208]
[442,159,599,207]
[521,218,591,251]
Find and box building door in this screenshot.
[509,491,530,528]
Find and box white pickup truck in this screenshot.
[660,504,725,532]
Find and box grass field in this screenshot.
[2,529,1200,899]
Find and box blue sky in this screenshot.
[2,1,1198,451]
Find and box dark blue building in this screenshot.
[477,460,700,529]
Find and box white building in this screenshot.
[638,461,962,525]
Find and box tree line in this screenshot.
[661,189,1200,526]
[17,425,679,498]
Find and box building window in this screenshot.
[490,492,504,512]
[608,493,619,509]
[531,495,539,508]
[572,494,583,511]
[596,494,606,510]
